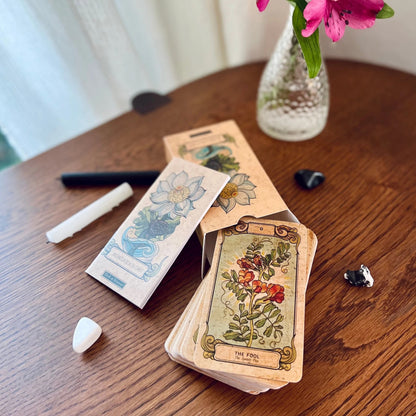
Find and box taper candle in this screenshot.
[46,182,133,243]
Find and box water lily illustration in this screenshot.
[150,171,206,219]
[214,172,256,213]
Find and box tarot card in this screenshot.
[194,217,309,383]
[165,279,265,394]
[304,228,318,293]
[181,271,289,391]
[166,276,270,394]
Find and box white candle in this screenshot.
[46,182,133,243]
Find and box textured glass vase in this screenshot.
[257,8,329,141]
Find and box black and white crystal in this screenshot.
[294,169,325,190]
[344,265,374,287]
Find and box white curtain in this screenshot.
[0,0,413,160]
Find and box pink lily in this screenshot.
[302,0,385,42]
[256,0,270,12]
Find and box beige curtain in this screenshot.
[0,0,412,160]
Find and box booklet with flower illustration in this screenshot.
[165,217,317,393]
[86,158,229,309]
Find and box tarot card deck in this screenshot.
[165,217,317,394]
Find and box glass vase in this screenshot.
[256,7,329,141]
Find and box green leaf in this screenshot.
[229,323,240,330]
[242,325,250,334]
[270,309,280,319]
[263,303,275,314]
[288,0,307,11]
[241,318,248,324]
[255,318,267,328]
[377,3,394,19]
[241,310,248,317]
[247,312,261,320]
[223,331,241,340]
[292,6,322,78]
[222,271,231,280]
[268,268,275,278]
[223,133,236,143]
[237,293,248,302]
[233,314,240,321]
[264,325,273,338]
[231,270,238,282]
[239,303,244,313]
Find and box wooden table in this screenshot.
[1,60,415,415]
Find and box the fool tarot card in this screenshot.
[194,217,309,383]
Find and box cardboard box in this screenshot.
[163,120,297,267]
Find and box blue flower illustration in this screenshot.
[150,171,206,219]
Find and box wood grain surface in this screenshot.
[1,60,415,416]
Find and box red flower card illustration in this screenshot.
[194,218,309,383]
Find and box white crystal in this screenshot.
[72,317,102,353]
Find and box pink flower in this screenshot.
[256,0,270,12]
[302,0,385,42]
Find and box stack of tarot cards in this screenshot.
[165,217,317,394]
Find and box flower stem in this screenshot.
[247,292,256,347]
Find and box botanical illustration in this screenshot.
[201,222,300,370]
[104,171,206,281]
[177,133,256,213]
[221,237,291,348]
[212,172,256,213]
